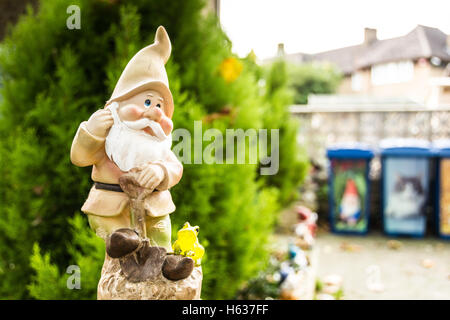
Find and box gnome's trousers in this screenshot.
[87,207,172,251]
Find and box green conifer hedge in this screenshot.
[0,0,307,299]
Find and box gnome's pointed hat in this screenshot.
[107,26,174,118]
[344,179,358,197]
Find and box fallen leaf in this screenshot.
[387,240,402,250]
[340,242,362,252]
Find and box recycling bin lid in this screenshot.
[380,138,433,157]
[432,139,450,157]
[326,142,374,159]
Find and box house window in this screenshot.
[371,60,414,85]
[351,72,363,91]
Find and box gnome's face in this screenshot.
[104,89,174,173]
[117,89,173,138]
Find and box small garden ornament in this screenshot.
[294,206,317,250]
[172,222,205,266]
[71,26,202,299]
[339,179,361,226]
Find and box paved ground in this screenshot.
[315,231,450,299]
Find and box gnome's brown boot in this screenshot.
[162,255,194,281]
[106,228,140,258]
[120,243,167,282]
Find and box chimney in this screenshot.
[364,28,377,45]
[277,43,285,57]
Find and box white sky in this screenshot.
[220,0,450,60]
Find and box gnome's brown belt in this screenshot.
[94,182,124,193]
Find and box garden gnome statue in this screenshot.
[339,179,361,226]
[70,26,202,299]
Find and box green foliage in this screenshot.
[334,288,344,300]
[261,59,310,204]
[28,244,66,300]
[287,62,342,104]
[315,278,323,292]
[0,0,102,298]
[28,215,104,299]
[265,60,290,97]
[314,278,344,300]
[235,257,282,300]
[0,0,307,300]
[316,182,329,220]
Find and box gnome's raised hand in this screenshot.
[86,109,114,138]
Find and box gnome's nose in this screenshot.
[143,107,163,122]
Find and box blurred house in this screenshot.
[273,26,450,167]
[273,26,450,108]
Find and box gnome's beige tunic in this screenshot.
[70,121,182,248]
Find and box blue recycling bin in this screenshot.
[380,139,433,237]
[327,144,374,235]
[433,140,450,239]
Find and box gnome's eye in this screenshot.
[144,99,151,107]
[156,103,161,108]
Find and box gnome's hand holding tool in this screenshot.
[70,26,194,282]
[135,164,165,190]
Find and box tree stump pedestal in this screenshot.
[97,253,203,300]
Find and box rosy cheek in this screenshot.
[159,116,173,135]
[118,105,143,121]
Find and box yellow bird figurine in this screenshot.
[172,222,205,266]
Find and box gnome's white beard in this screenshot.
[105,102,172,172]
[340,195,360,218]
